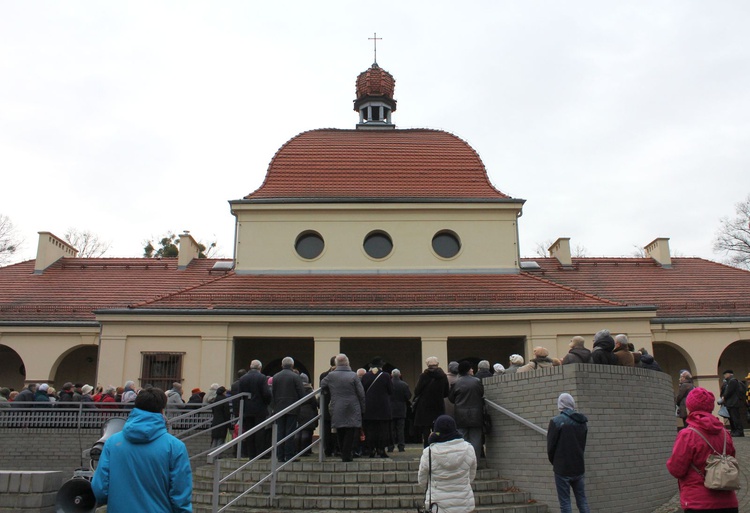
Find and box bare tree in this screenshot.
[64,228,111,258]
[0,214,22,265]
[713,194,750,270]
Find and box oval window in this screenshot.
[432,231,461,258]
[295,231,324,260]
[363,231,393,259]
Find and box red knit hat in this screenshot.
[686,387,714,413]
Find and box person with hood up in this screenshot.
[638,348,663,371]
[91,387,192,513]
[166,382,186,409]
[413,356,450,447]
[547,393,590,513]
[590,329,619,365]
[561,337,592,365]
[517,347,555,373]
[667,387,739,512]
[34,383,52,407]
[418,415,477,513]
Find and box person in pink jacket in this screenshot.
[666,387,738,512]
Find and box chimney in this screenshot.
[34,232,78,273]
[178,232,200,270]
[548,237,572,267]
[644,237,672,268]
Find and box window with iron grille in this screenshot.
[140,352,184,391]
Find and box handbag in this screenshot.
[416,446,438,513]
[688,427,741,491]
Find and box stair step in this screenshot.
[194,507,546,513]
[192,490,539,509]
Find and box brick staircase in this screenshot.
[191,453,548,513]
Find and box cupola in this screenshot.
[354,63,397,129]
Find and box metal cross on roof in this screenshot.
[368,32,382,64]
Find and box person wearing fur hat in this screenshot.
[667,387,739,512]
[413,357,450,447]
[187,387,204,408]
[418,415,477,513]
[547,393,590,513]
[561,336,592,365]
[506,354,524,374]
[517,347,555,373]
[590,329,619,365]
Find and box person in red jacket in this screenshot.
[667,387,739,513]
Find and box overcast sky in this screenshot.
[2,1,749,263]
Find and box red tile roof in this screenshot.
[243,129,513,201]
[0,258,230,322]
[2,255,749,323]
[129,272,627,313]
[522,257,750,319]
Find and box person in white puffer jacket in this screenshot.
[417,415,477,513]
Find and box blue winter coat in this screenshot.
[91,408,193,512]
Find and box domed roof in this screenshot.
[355,63,396,101]
[244,129,512,201]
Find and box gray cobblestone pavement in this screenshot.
[652,435,750,513]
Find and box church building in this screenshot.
[2,61,750,404]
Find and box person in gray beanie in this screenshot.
[590,329,618,365]
[547,393,590,513]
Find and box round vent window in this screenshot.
[432,231,461,259]
[363,231,393,259]
[295,231,324,260]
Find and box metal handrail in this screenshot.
[206,387,323,513]
[484,398,548,436]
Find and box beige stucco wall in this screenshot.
[5,313,750,404]
[231,203,522,272]
[0,326,99,387]
[92,309,656,395]
[653,322,750,402]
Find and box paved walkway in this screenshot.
[652,435,750,513]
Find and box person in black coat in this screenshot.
[362,359,393,458]
[272,357,305,462]
[413,357,450,447]
[388,369,412,452]
[547,393,590,513]
[449,360,485,460]
[721,370,745,438]
[210,386,231,448]
[238,360,272,459]
[295,374,318,456]
[590,330,619,365]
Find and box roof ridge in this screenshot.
[520,271,626,306]
[128,271,235,308]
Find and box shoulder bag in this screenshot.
[688,427,741,491]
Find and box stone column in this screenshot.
[421,337,448,370]
[314,337,340,388]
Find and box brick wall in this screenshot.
[0,427,211,474]
[484,363,676,513]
